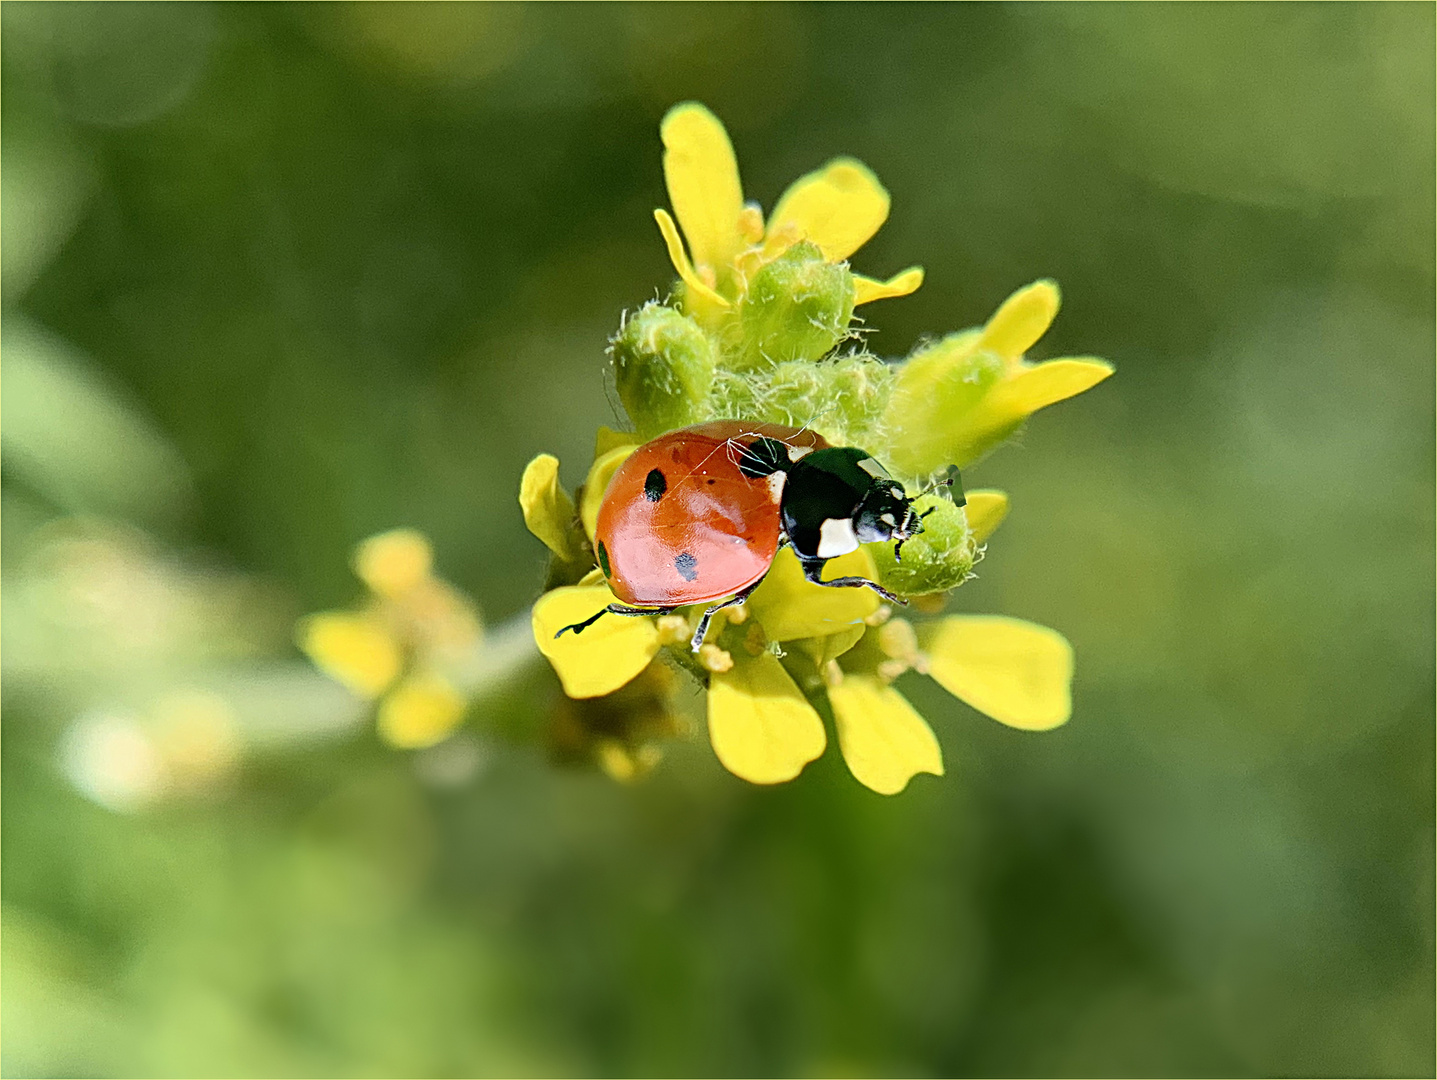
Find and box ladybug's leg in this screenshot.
[798,556,906,606]
[688,576,767,653]
[554,604,676,639]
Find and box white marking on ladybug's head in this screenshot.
[786,444,813,462]
[857,457,888,479]
[765,471,786,502]
[817,517,860,558]
[880,511,896,527]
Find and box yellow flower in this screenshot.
[882,280,1115,474]
[297,529,483,749]
[521,447,1072,794]
[653,102,924,322]
[512,101,1104,795]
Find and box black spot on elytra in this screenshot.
[674,552,698,581]
[706,478,716,485]
[596,541,611,577]
[644,469,667,502]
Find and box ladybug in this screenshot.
[557,420,955,652]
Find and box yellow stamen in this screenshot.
[699,644,734,673]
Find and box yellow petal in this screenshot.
[579,444,636,543]
[829,675,943,795]
[532,585,659,699]
[353,528,433,598]
[853,266,924,305]
[519,454,580,561]
[707,651,826,784]
[768,157,890,262]
[879,328,1002,476]
[653,208,731,311]
[594,426,640,457]
[978,280,1061,359]
[377,673,466,749]
[925,615,1073,731]
[296,612,402,698]
[943,358,1115,465]
[660,102,745,275]
[963,489,1010,544]
[744,547,880,642]
[983,357,1114,419]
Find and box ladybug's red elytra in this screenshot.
[558,420,956,652]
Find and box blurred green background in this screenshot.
[3,3,1433,1076]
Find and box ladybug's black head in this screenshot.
[854,476,923,547]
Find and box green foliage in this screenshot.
[730,242,856,370]
[880,332,1006,476]
[2,3,1432,1078]
[870,495,977,595]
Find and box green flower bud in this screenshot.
[731,242,855,371]
[709,354,893,449]
[609,303,715,439]
[879,331,1006,477]
[870,495,976,596]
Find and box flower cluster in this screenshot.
[521,103,1112,794]
[297,529,484,749]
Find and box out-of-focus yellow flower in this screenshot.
[297,529,482,749]
[377,673,468,750]
[653,102,923,322]
[299,611,403,698]
[353,528,433,598]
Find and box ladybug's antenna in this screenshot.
[911,468,965,507]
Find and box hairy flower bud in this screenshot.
[879,331,1006,477]
[869,495,976,596]
[731,242,855,370]
[610,303,715,438]
[709,353,892,450]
